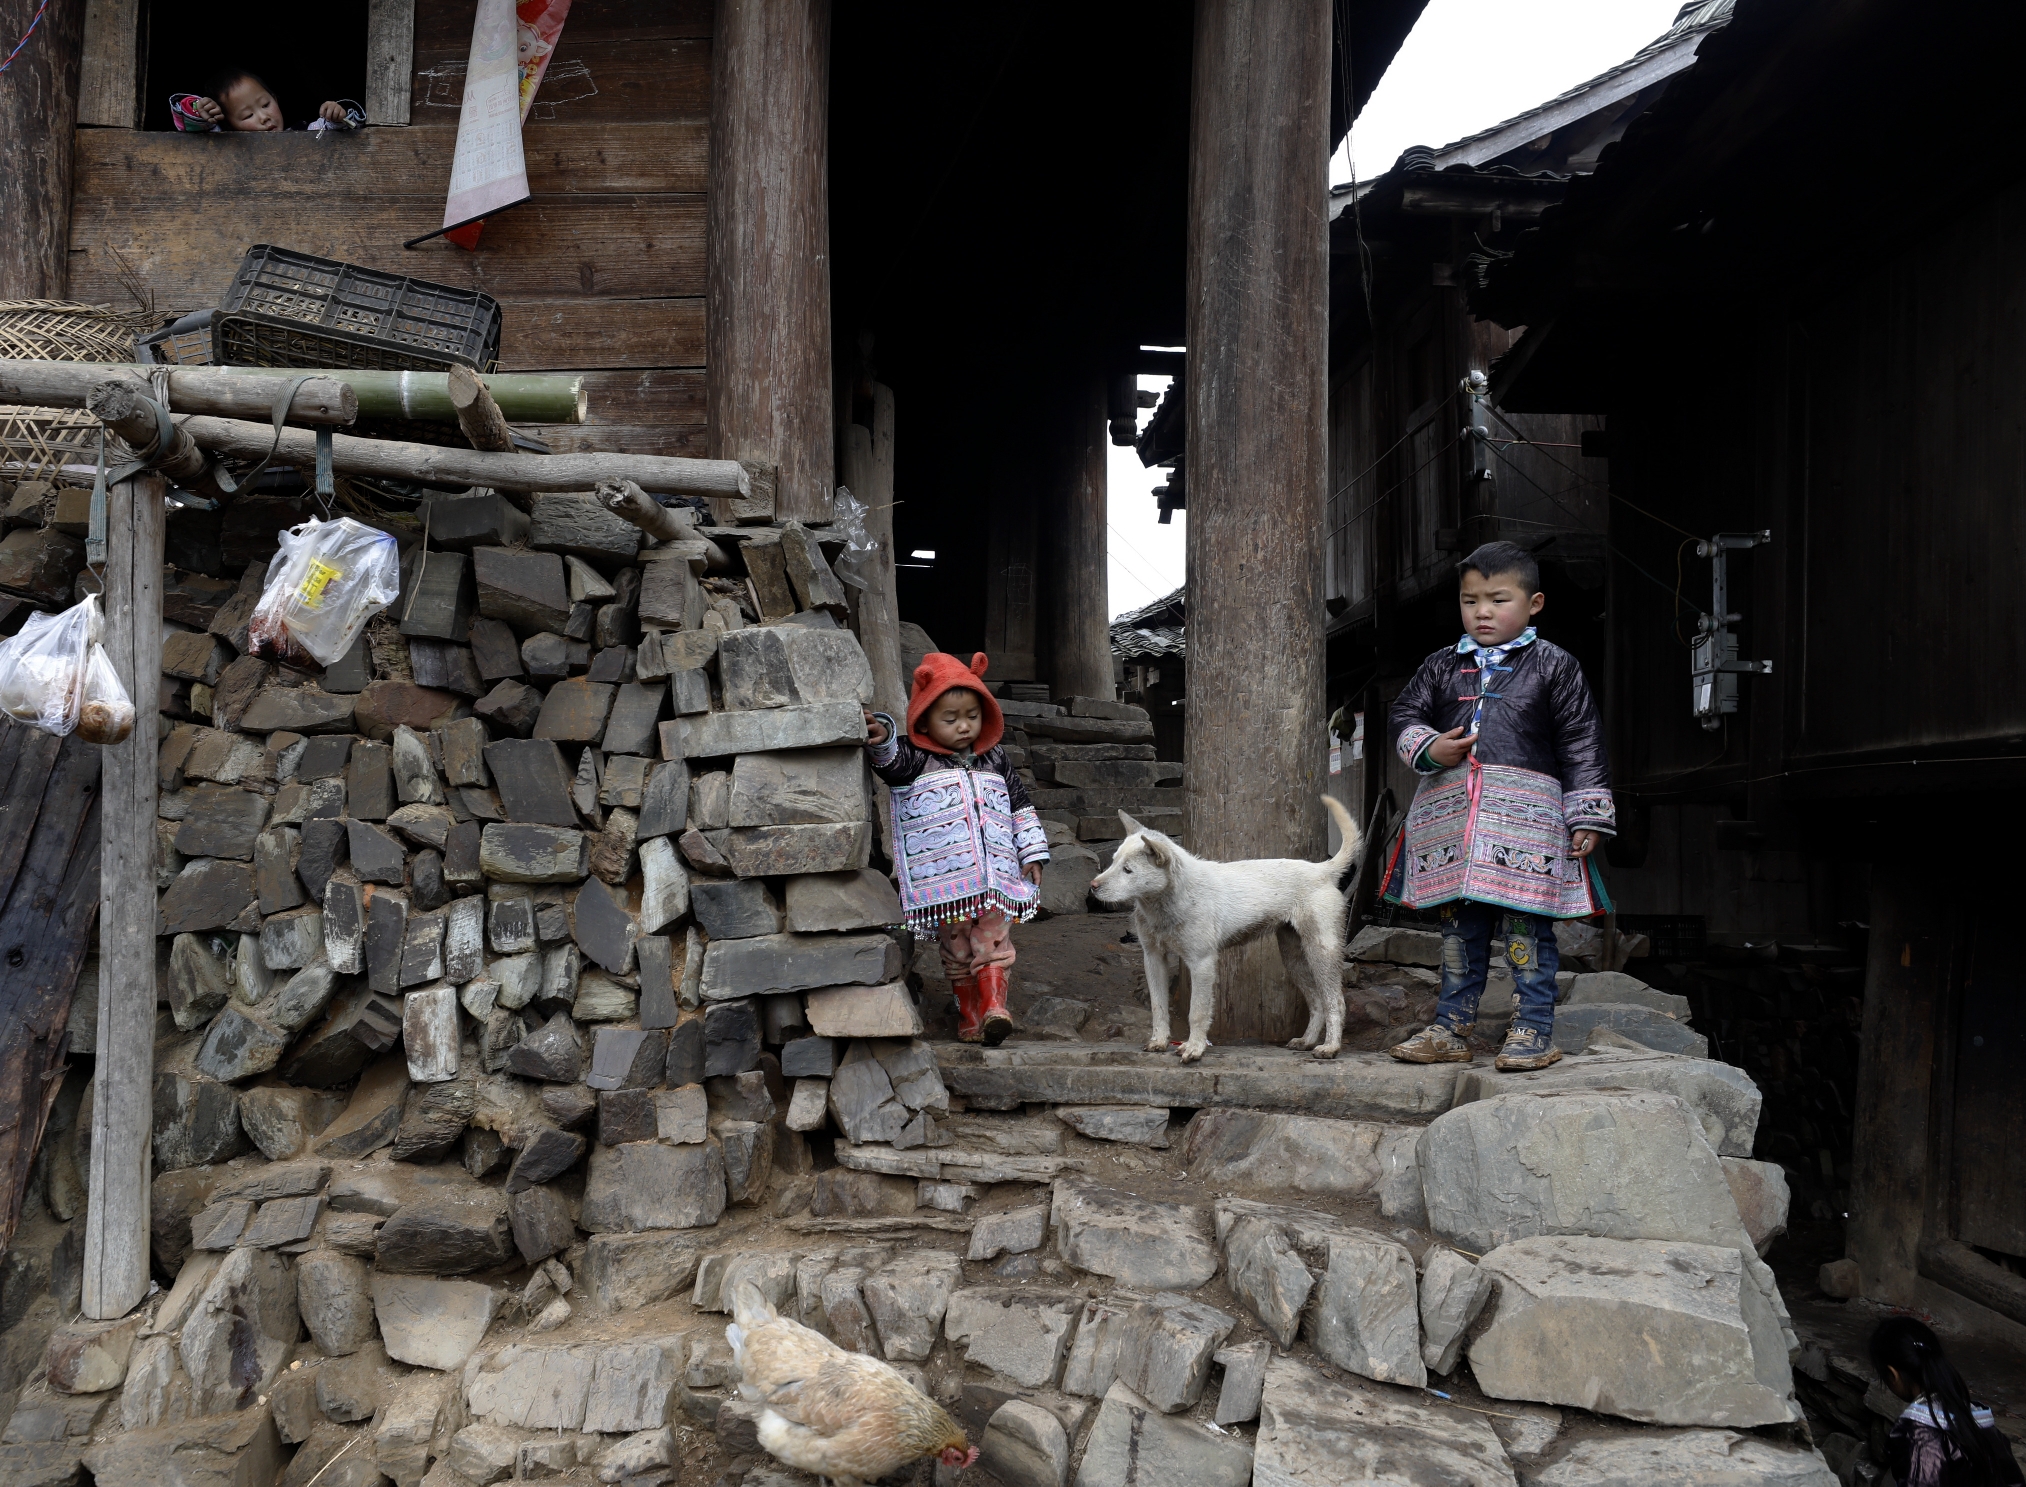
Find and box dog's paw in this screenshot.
[1177,1039,1210,1062]
[1310,1042,1341,1061]
[1144,1038,1171,1055]
[1286,1035,1317,1051]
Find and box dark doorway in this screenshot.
[1954,917,2026,1265]
[143,0,369,132]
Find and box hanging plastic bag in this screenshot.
[830,484,879,592]
[77,643,135,745]
[0,596,102,737]
[248,517,402,668]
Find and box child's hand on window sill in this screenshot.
[188,97,224,126]
[318,101,349,125]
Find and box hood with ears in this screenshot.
[907,651,1005,754]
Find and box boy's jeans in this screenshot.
[1433,901,1560,1037]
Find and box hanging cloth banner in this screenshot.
[404,0,531,249]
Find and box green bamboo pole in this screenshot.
[213,367,588,424]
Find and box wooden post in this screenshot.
[859,383,906,718]
[1048,377,1115,703]
[1184,0,1331,1043]
[0,0,85,298]
[983,459,1041,682]
[707,0,834,525]
[85,472,163,1319]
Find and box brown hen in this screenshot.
[727,1280,977,1487]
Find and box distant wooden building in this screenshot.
[1323,0,1732,825]
[1476,0,2026,1347]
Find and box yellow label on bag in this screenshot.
[299,559,342,606]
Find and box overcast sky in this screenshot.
[1106,0,1690,620]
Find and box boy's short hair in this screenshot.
[204,66,264,104]
[1457,540,1540,595]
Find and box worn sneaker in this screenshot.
[1494,1024,1564,1071]
[1387,1024,1474,1064]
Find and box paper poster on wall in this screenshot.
[405,0,532,248]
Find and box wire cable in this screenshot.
[0,0,50,75]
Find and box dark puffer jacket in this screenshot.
[1387,637,1613,806]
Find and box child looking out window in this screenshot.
[173,68,361,133]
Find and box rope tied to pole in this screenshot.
[0,0,52,76]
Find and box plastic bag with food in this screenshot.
[0,595,102,737]
[247,516,402,668]
[77,641,135,745]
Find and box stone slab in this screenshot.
[1253,1355,1515,1486]
[661,701,865,759]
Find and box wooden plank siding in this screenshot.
[66,0,709,454]
[0,724,103,1259]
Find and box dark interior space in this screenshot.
[143,0,369,132]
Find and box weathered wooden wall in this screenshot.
[0,723,103,1257]
[65,0,708,455]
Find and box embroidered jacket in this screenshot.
[1886,1397,2025,1487]
[1381,631,1616,918]
[868,712,1050,933]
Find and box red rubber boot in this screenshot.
[952,973,985,1042]
[974,965,1014,1047]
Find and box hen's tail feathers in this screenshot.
[1321,794,1362,876]
[730,1280,777,1331]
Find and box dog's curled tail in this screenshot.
[1321,795,1362,880]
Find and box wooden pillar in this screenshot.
[0,0,85,298]
[1184,0,1331,1042]
[983,460,1040,681]
[707,0,834,524]
[85,473,162,1319]
[861,384,906,716]
[1047,377,1114,702]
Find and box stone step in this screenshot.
[1028,785,1187,816]
[935,1041,1460,1122]
[834,1140,1090,1185]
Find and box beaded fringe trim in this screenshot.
[900,888,1040,935]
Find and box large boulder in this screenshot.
[1452,1049,1762,1157]
[1050,1179,1217,1290]
[1253,1355,1515,1486]
[1469,1236,1799,1427]
[1417,1089,1753,1255]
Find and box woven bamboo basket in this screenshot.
[0,301,155,486]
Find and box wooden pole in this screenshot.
[0,0,84,298]
[707,0,834,525]
[1048,376,1115,702]
[85,472,163,1319]
[1184,0,1331,1044]
[448,363,516,452]
[160,416,750,498]
[85,382,223,493]
[859,384,906,719]
[1,362,357,424]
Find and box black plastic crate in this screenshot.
[214,245,501,373]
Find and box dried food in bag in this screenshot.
[77,643,135,745]
[248,516,402,668]
[0,595,103,737]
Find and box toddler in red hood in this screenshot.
[864,652,1049,1045]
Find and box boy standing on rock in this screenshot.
[1381,541,1615,1071]
[864,651,1050,1046]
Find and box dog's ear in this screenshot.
[1139,833,1169,865]
[1118,810,1145,837]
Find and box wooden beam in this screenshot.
[85,471,162,1320]
[0,0,85,297]
[76,0,141,127]
[1047,377,1114,702]
[367,0,416,126]
[0,362,358,424]
[707,0,832,523]
[1184,0,1331,1045]
[164,415,749,497]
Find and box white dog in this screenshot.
[1089,796,1362,1062]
